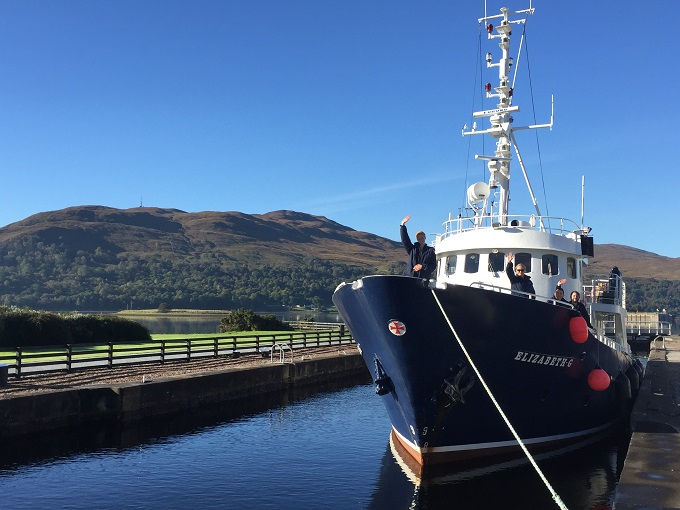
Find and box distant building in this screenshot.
[626,311,673,340]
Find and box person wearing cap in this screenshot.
[553,278,569,303]
[400,215,435,279]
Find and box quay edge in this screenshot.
[0,352,367,437]
[614,335,680,509]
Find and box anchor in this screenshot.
[443,362,476,404]
[373,357,393,396]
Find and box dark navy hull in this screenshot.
[333,275,636,465]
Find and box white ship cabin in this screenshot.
[583,272,627,344]
[433,215,588,298]
[432,215,628,346]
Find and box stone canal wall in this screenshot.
[614,335,680,509]
[0,352,367,437]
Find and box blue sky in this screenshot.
[1,1,678,257]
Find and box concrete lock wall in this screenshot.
[0,353,367,437]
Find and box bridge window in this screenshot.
[488,252,505,272]
[446,255,457,275]
[464,253,479,273]
[542,254,559,276]
[514,252,532,272]
[567,257,577,278]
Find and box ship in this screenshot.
[332,3,643,466]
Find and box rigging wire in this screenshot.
[522,22,551,220]
[464,24,486,209]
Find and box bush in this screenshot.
[65,314,151,343]
[219,309,293,332]
[0,307,151,347]
[0,307,72,346]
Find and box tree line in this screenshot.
[0,236,676,322]
[0,237,401,311]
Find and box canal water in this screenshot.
[132,311,343,335]
[0,376,629,509]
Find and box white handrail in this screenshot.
[270,343,293,364]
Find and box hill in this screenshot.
[586,244,680,280]
[0,206,404,310]
[0,206,677,313]
[0,206,402,269]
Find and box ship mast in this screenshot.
[462,5,553,227]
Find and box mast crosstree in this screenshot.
[462,5,553,227]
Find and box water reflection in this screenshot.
[131,311,343,335]
[368,429,630,510]
[0,372,371,472]
[0,376,630,509]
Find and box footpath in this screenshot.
[615,335,680,509]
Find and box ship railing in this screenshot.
[598,320,616,337]
[437,214,582,242]
[469,281,568,307]
[467,281,628,350]
[583,275,626,308]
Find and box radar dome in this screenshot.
[467,182,490,203]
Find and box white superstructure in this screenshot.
[432,5,627,348]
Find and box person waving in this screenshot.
[400,215,435,280]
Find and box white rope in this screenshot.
[431,289,569,510]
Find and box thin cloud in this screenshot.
[299,174,460,213]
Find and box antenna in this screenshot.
[581,176,585,228]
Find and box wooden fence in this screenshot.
[0,328,354,379]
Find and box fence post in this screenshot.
[232,336,237,355]
[255,335,260,353]
[108,342,113,368]
[214,337,219,358]
[186,339,191,361]
[161,340,166,364]
[66,344,73,373]
[16,347,22,379]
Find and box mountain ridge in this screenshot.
[2,206,679,279]
[0,206,677,311]
[0,206,404,270]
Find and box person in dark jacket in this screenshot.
[506,252,535,295]
[609,266,622,293]
[400,215,436,280]
[570,290,593,328]
[553,278,569,303]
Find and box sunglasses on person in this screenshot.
[516,268,525,272]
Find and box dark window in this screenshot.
[488,252,505,272]
[514,252,532,272]
[464,253,479,273]
[446,256,457,275]
[542,254,559,276]
[567,257,577,278]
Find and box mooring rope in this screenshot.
[431,289,569,510]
